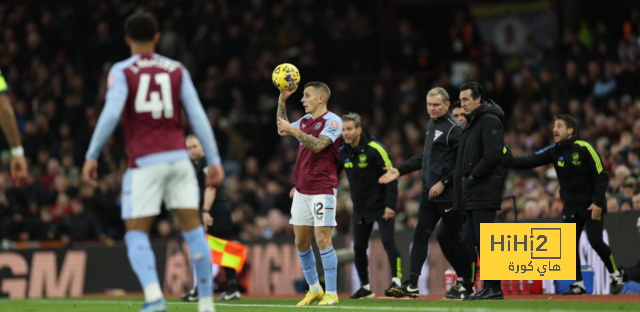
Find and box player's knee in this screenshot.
[314,231,332,249]
[295,237,311,251]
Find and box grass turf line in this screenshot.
[0,297,639,312]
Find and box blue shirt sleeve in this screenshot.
[291,117,303,130]
[85,65,128,160]
[320,114,342,142]
[180,66,221,166]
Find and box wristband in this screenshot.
[10,146,24,157]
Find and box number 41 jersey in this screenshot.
[111,53,189,168]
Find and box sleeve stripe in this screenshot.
[575,140,603,174]
[368,141,392,168]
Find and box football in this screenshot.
[272,63,300,92]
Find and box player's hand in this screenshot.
[82,160,99,187]
[588,203,603,220]
[277,118,297,136]
[429,181,445,199]
[278,86,298,103]
[10,155,28,184]
[202,212,213,231]
[206,164,225,187]
[383,207,395,221]
[289,187,295,198]
[379,167,400,184]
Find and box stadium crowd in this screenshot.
[1,0,640,243]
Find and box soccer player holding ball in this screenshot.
[273,64,343,306]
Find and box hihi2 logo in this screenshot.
[480,223,576,280]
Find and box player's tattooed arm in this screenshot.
[297,133,333,153]
[277,101,288,123]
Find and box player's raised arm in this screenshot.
[276,87,297,136]
[83,65,129,186]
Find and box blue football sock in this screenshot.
[182,226,213,299]
[125,230,163,302]
[297,247,319,285]
[320,246,338,292]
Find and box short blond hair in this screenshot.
[305,81,331,102]
[426,87,450,103]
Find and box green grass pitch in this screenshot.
[1,297,639,312]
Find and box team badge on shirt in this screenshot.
[315,122,322,130]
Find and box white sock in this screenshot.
[327,290,338,297]
[199,296,215,312]
[143,283,163,303]
[362,284,371,291]
[392,277,401,286]
[574,280,585,288]
[309,281,322,293]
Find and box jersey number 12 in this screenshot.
[135,73,173,119]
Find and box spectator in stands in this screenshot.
[33,208,62,240]
[633,193,640,210]
[62,200,105,242]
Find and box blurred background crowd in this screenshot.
[1,0,640,244]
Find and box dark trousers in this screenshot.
[353,214,401,285]
[563,207,616,281]
[436,214,477,282]
[205,203,239,292]
[464,209,501,289]
[408,199,474,285]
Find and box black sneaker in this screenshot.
[610,274,624,295]
[561,284,586,295]
[180,287,198,302]
[384,282,400,297]
[349,287,375,299]
[464,287,503,300]
[444,281,475,300]
[220,290,242,300]
[387,281,419,298]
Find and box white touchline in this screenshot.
[22,300,611,312]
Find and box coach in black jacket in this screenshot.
[338,113,402,299]
[454,82,505,300]
[381,88,475,300]
[506,114,624,295]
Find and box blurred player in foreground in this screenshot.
[82,13,223,312]
[338,112,401,299]
[0,71,28,183]
[277,82,342,305]
[181,135,240,302]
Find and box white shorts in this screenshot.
[121,160,199,220]
[289,189,337,227]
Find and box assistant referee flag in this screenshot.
[207,234,247,272]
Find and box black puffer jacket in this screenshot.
[453,100,506,211]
